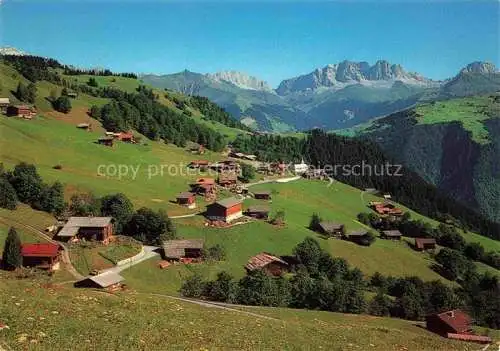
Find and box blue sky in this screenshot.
[1,0,498,87]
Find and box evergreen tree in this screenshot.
[100,193,134,233]
[26,82,37,103]
[2,227,22,270]
[123,207,174,244]
[180,273,207,298]
[69,193,101,216]
[309,213,322,231]
[36,182,65,215]
[368,291,393,316]
[53,95,72,113]
[7,162,43,204]
[239,163,255,183]
[205,271,237,303]
[0,177,18,210]
[87,77,98,87]
[289,269,316,308]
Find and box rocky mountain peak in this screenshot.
[0,47,26,56]
[460,61,497,74]
[207,71,273,92]
[276,60,429,95]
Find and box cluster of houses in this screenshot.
[0,98,37,119]
[13,216,115,273]
[367,201,438,251]
[370,201,404,217]
[315,221,374,245]
[97,131,135,147]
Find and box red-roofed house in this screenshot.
[114,131,135,143]
[426,309,491,343]
[245,253,289,276]
[21,243,61,271]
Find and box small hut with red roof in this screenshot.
[21,243,61,271]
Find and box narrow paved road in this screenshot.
[101,245,160,274]
[0,216,84,280]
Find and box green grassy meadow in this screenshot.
[0,277,491,351]
[415,95,498,144]
[123,180,472,294]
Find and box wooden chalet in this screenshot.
[304,168,326,180]
[271,162,287,175]
[218,172,238,187]
[253,190,271,200]
[0,98,10,113]
[381,230,402,240]
[191,177,215,195]
[245,205,270,220]
[162,239,204,261]
[245,252,289,276]
[97,136,114,147]
[373,202,403,216]
[318,222,345,237]
[293,159,308,175]
[415,238,436,251]
[21,243,61,271]
[230,151,257,161]
[6,105,36,119]
[188,160,209,169]
[75,272,124,292]
[56,217,114,244]
[426,309,491,344]
[176,192,196,209]
[218,160,240,172]
[206,197,243,223]
[346,230,369,244]
[114,131,135,143]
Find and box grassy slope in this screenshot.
[1,112,497,287]
[0,278,492,351]
[414,95,497,144]
[0,116,222,215]
[124,180,490,294]
[62,72,247,140]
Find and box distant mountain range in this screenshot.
[141,60,500,132]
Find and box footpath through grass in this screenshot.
[0,277,488,351]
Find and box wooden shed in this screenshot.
[345,230,370,244]
[381,230,402,240]
[218,172,238,187]
[415,238,436,251]
[206,197,243,223]
[57,217,114,244]
[176,192,196,209]
[162,239,204,260]
[7,105,36,118]
[245,205,270,220]
[21,243,61,271]
[98,137,114,147]
[425,309,491,343]
[253,190,271,200]
[74,272,124,292]
[0,97,10,113]
[318,222,345,237]
[245,252,289,276]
